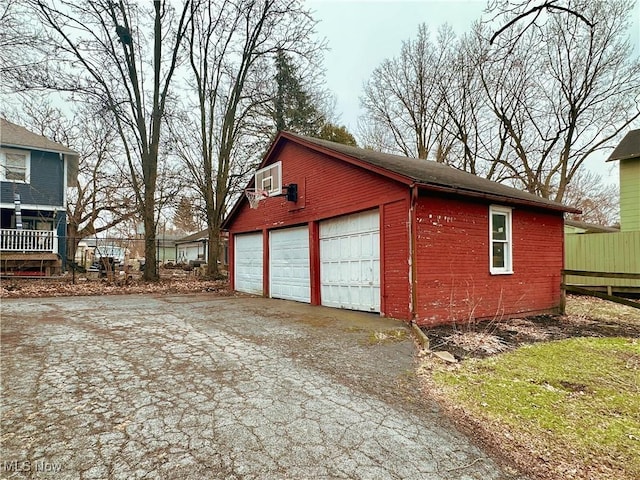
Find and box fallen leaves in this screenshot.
[0,276,232,298]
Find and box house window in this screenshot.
[1,149,31,183]
[489,205,513,274]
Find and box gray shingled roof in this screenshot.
[607,129,640,162]
[289,133,575,212]
[0,118,78,155]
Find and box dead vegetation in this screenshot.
[443,331,510,355]
[0,274,232,298]
[424,296,640,360]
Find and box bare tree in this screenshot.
[19,0,192,280]
[563,169,619,226]
[473,0,640,202]
[0,0,42,81]
[433,32,509,178]
[171,0,321,277]
[360,24,456,160]
[65,116,137,263]
[361,1,639,204]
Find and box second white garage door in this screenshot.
[235,232,263,295]
[320,209,380,312]
[270,226,311,303]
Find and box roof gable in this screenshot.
[0,118,78,155]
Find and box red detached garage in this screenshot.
[222,132,578,326]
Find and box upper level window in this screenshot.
[1,148,31,183]
[489,205,513,274]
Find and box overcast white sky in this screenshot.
[308,0,640,184]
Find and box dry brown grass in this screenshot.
[565,294,640,325]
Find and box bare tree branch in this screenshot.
[489,0,594,45]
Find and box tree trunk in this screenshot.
[142,172,158,280]
[206,221,221,278]
[143,210,157,280]
[66,224,80,268]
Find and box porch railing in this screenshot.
[0,229,58,253]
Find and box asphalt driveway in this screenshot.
[1,295,521,479]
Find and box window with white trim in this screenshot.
[255,161,282,196]
[489,205,513,274]
[1,148,31,183]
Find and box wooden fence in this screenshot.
[560,270,640,313]
[564,231,640,291]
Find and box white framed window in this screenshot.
[255,161,282,196]
[1,148,31,183]
[489,205,513,274]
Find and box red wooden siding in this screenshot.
[381,200,411,319]
[229,142,409,233]
[226,141,410,315]
[414,192,564,326]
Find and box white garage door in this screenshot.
[235,232,263,294]
[320,210,380,312]
[270,226,310,303]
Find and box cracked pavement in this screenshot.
[1,295,523,479]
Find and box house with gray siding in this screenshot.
[0,118,78,275]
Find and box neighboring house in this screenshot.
[0,118,78,276]
[222,132,578,326]
[564,129,640,293]
[175,230,228,266]
[175,230,208,264]
[607,129,640,232]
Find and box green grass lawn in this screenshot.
[433,337,640,480]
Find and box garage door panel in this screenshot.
[270,226,310,303]
[320,210,380,312]
[372,259,381,283]
[349,235,362,257]
[360,235,371,257]
[235,232,263,295]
